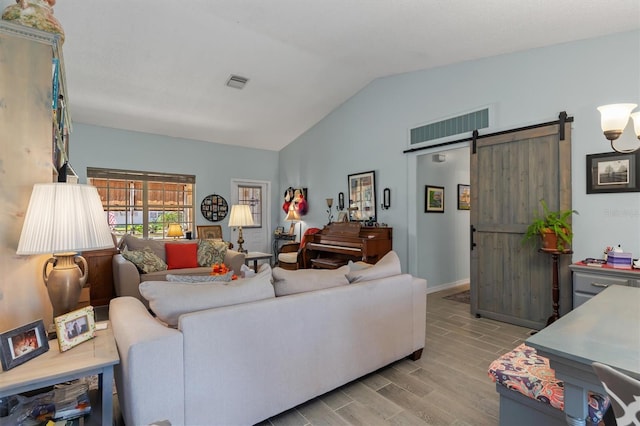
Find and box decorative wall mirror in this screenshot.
[347,170,376,222]
[200,194,228,222]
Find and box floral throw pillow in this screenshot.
[197,239,228,266]
[122,247,167,274]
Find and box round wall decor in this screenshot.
[200,194,228,222]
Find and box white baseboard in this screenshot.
[426,279,469,295]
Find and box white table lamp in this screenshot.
[228,204,254,253]
[16,183,115,319]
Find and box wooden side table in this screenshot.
[0,324,120,425]
[83,247,118,306]
[244,252,273,272]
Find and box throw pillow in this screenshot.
[121,247,167,274]
[272,265,349,296]
[139,265,275,327]
[346,250,401,283]
[166,272,233,283]
[197,239,228,266]
[165,243,199,269]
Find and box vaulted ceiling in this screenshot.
[12,0,640,151]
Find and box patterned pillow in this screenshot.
[197,239,228,266]
[166,273,233,283]
[122,247,167,274]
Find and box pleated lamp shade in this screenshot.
[228,204,254,227]
[17,183,115,255]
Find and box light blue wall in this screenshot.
[71,123,279,242]
[280,30,640,289]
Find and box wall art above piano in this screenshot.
[348,170,376,222]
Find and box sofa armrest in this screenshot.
[224,250,246,275]
[113,254,142,300]
[110,297,184,426]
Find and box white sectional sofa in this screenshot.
[109,252,427,426]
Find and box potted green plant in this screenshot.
[522,199,578,251]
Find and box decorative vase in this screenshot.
[2,0,64,44]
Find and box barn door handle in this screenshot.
[470,225,477,250]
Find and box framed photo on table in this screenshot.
[55,306,96,352]
[586,151,640,193]
[425,185,445,213]
[0,319,49,371]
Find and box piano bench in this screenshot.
[310,258,349,269]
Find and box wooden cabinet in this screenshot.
[570,263,640,308]
[83,248,118,307]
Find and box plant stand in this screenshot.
[539,249,573,326]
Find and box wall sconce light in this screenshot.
[381,188,391,210]
[338,192,345,211]
[597,103,640,153]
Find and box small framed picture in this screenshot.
[457,184,470,210]
[0,319,49,371]
[425,185,445,213]
[337,211,348,222]
[55,306,96,352]
[586,151,640,193]
[275,226,284,235]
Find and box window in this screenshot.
[87,167,195,239]
[237,185,262,227]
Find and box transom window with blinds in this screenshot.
[87,167,195,239]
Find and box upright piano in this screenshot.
[303,222,392,269]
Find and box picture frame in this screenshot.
[348,170,377,222]
[337,211,348,222]
[425,185,445,213]
[0,319,49,371]
[274,226,284,235]
[586,151,640,194]
[197,225,224,240]
[55,306,96,352]
[457,184,470,210]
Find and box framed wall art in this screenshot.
[200,194,229,222]
[457,184,470,210]
[0,319,49,371]
[586,151,640,194]
[55,306,96,352]
[348,171,376,222]
[425,185,445,213]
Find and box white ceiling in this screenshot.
[12,0,640,151]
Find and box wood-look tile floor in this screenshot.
[258,285,533,426]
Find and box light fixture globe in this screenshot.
[597,103,637,141]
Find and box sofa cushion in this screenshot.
[165,243,199,269]
[139,265,275,327]
[123,234,167,261]
[272,265,349,296]
[197,239,228,266]
[346,250,401,283]
[121,247,167,274]
[166,272,233,283]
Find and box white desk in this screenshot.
[526,285,640,426]
[0,323,119,425]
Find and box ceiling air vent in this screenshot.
[226,75,249,90]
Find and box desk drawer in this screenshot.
[573,272,631,295]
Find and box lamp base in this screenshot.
[43,253,88,319]
[236,227,247,253]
